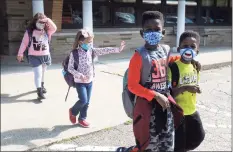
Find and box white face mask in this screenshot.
[36,22,45,30]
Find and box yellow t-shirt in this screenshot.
[168,60,200,115]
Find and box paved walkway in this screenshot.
[32,67,232,151]
[1,47,231,151]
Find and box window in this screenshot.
[201,9,215,24]
[61,0,231,29]
[62,1,82,29]
[114,7,136,24]
[165,0,197,25]
[113,0,137,26]
[200,0,232,25]
[142,0,161,11]
[202,0,214,6]
[214,9,231,24]
[216,0,228,7]
[93,1,111,27]
[114,0,136,3]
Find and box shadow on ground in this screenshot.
[1,91,41,104]
[1,124,81,149]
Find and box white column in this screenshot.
[82,0,93,32]
[176,0,186,47]
[32,0,44,16]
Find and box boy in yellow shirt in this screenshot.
[168,31,205,152]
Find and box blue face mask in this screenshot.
[179,47,197,62]
[81,43,92,51]
[143,31,163,45]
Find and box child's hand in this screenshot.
[185,85,201,94]
[119,41,126,52]
[39,17,48,23]
[154,93,170,110]
[17,56,24,62]
[191,60,201,72]
[80,75,89,82]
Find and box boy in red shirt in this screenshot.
[127,11,200,151]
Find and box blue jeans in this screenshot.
[71,82,93,120]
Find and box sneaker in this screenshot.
[37,88,46,99]
[41,82,47,94]
[69,108,76,124]
[78,120,90,128]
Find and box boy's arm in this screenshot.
[128,52,156,102]
[168,55,181,63]
[93,41,125,56]
[92,47,120,56]
[191,60,201,72]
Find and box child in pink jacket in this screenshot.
[17,13,57,100]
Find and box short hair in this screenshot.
[179,31,200,46]
[142,11,164,26]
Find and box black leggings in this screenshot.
[174,111,205,152]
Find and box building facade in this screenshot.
[1,0,232,60]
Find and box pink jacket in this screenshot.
[18,18,57,57]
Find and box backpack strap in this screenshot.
[136,46,151,86]
[71,49,79,70]
[27,29,33,49]
[160,44,169,57]
[45,30,50,44]
[169,62,180,88]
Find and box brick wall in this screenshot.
[50,26,232,62]
[5,0,32,55]
[51,0,63,32]
[45,0,63,32]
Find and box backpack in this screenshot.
[23,29,49,63]
[122,45,167,119]
[62,49,95,101]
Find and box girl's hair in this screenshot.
[27,13,47,32]
[73,28,94,49]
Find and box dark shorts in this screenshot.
[174,111,205,152]
[28,55,52,67]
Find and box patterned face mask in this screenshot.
[143,31,163,45]
[180,47,197,62]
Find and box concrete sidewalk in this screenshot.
[96,46,232,76]
[1,47,232,151]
